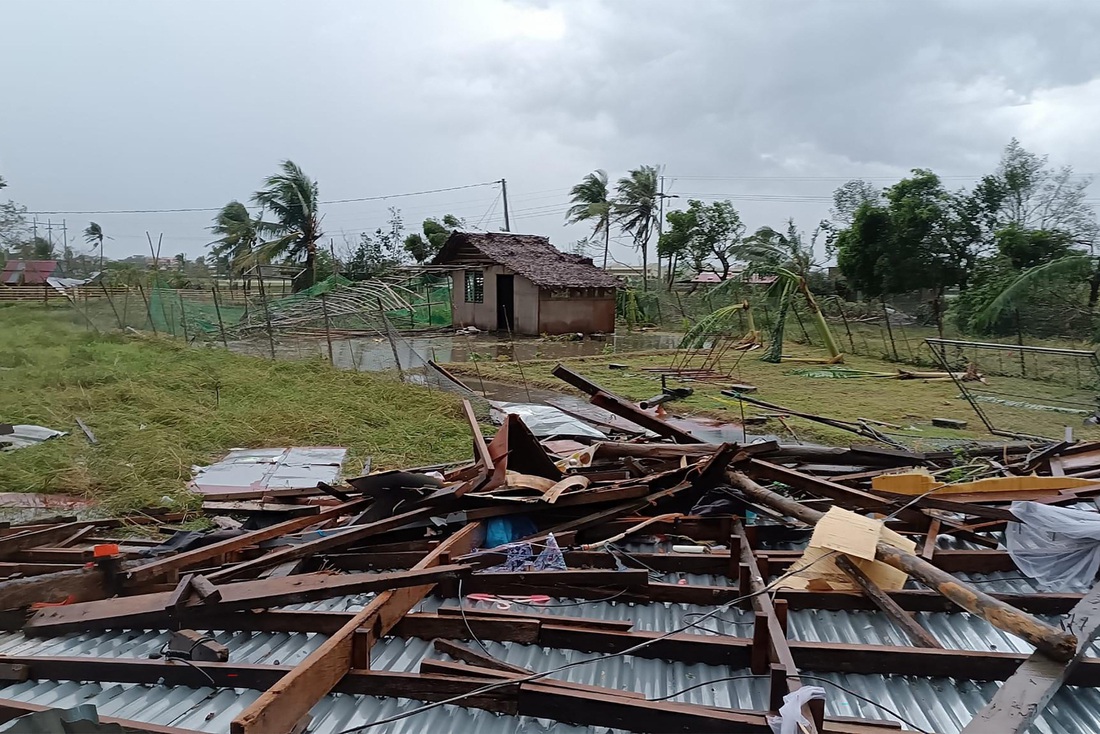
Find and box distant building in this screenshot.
[1,260,63,285]
[432,231,620,335]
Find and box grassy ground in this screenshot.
[443,344,1100,448]
[0,305,472,512]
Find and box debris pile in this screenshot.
[1,365,1100,733]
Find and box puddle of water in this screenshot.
[329,331,682,372]
[229,331,759,443]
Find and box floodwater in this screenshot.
[329,330,683,372]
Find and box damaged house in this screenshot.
[432,231,619,335]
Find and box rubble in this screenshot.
[1,366,1100,733]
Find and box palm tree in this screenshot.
[252,160,323,292]
[615,165,660,290]
[83,222,108,269]
[565,170,612,269]
[209,201,261,291]
[718,220,842,362]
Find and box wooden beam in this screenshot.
[125,498,370,585]
[431,639,534,676]
[462,399,494,471]
[551,364,702,443]
[729,470,1078,662]
[206,505,443,583]
[961,580,1100,734]
[0,562,123,609]
[24,566,466,635]
[229,522,482,734]
[734,521,817,731]
[835,555,942,649]
[0,522,93,561]
[0,697,198,734]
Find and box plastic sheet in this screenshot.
[1007,501,1100,590]
[767,686,826,734]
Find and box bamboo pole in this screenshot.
[726,470,1077,662]
[211,286,229,349]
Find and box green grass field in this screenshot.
[444,344,1100,448]
[0,305,472,512]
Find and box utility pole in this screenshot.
[500,178,511,232]
[657,176,665,282]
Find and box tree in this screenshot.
[565,170,613,269]
[829,179,881,226]
[16,236,57,260]
[347,208,406,278]
[614,165,660,290]
[252,160,323,292]
[657,208,697,288]
[834,169,975,335]
[973,138,1098,245]
[83,222,108,269]
[965,141,1100,329]
[403,214,463,263]
[208,201,261,290]
[0,175,28,252]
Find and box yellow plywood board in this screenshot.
[872,470,1099,496]
[776,507,915,592]
[809,507,880,561]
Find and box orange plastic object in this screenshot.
[31,595,75,609]
[93,543,120,558]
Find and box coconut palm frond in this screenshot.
[679,302,752,349]
[975,254,1093,328]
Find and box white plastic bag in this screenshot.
[1006,501,1100,590]
[767,686,826,734]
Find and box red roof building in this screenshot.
[1,260,62,285]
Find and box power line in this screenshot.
[26,180,502,215]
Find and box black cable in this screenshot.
[648,674,764,700]
[457,577,491,656]
[27,181,502,215]
[797,675,933,734]
[333,551,841,734]
[648,673,933,734]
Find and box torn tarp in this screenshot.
[1006,501,1100,590]
[489,401,605,439]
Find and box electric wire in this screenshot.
[647,673,933,734]
[26,181,502,215]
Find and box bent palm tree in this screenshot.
[252,160,323,292]
[565,170,612,269]
[83,222,108,269]
[209,201,261,291]
[720,221,842,362]
[615,165,660,290]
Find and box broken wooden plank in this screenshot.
[229,522,482,734]
[125,497,370,585]
[206,504,443,583]
[24,566,467,635]
[431,639,534,676]
[835,554,942,649]
[960,579,1100,734]
[551,364,702,444]
[463,399,494,471]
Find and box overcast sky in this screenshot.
[3,0,1099,266]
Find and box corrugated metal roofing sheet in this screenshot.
[1,545,1098,733]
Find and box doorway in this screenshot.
[496,274,515,331]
